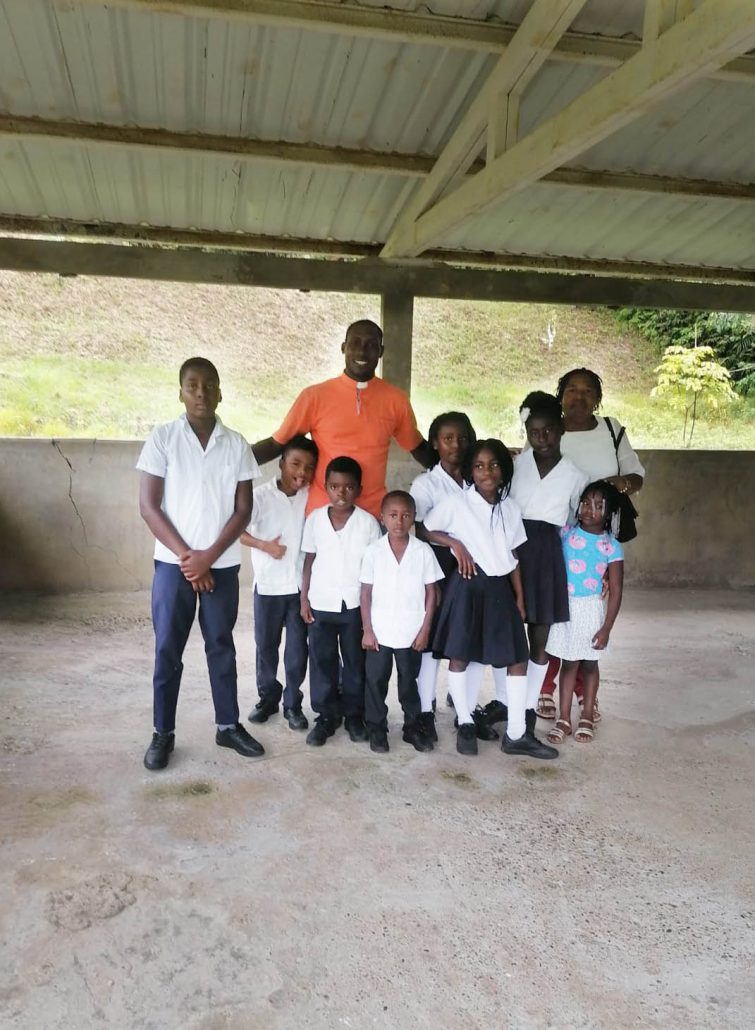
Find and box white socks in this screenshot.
[447,670,472,725]
[492,666,508,704]
[506,675,527,740]
[417,652,440,713]
[466,662,485,713]
[526,660,549,710]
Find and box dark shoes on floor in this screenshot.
[472,707,500,741]
[284,707,309,730]
[144,731,175,771]
[306,718,337,747]
[402,723,434,753]
[344,715,368,742]
[216,723,265,757]
[369,728,390,753]
[417,711,438,742]
[502,732,558,760]
[248,698,280,723]
[483,699,509,725]
[456,722,478,756]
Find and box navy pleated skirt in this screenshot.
[518,519,570,626]
[431,567,529,666]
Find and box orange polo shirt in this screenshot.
[273,373,423,517]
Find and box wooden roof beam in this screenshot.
[381,0,755,259]
[2,215,753,287]
[2,114,753,202]
[72,0,755,82]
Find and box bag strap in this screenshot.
[604,417,625,476]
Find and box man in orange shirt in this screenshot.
[253,320,432,517]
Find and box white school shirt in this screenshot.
[136,413,260,568]
[561,417,645,481]
[410,463,466,522]
[424,488,527,577]
[302,505,381,611]
[360,535,444,649]
[510,450,589,527]
[248,479,309,595]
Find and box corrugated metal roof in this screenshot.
[0,0,753,276]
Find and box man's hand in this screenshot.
[412,628,430,652]
[300,599,315,624]
[362,629,379,652]
[191,571,216,593]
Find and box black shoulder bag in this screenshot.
[604,417,639,543]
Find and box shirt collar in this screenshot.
[180,412,226,439]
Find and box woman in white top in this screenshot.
[538,367,645,720]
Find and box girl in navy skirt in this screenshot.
[410,411,476,741]
[424,439,558,760]
[510,392,589,738]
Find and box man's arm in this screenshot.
[139,472,190,557]
[411,583,437,652]
[240,530,286,559]
[410,440,433,469]
[300,552,316,624]
[360,583,379,651]
[252,437,284,465]
[178,480,253,582]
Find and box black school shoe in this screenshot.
[284,707,309,731]
[483,699,509,726]
[402,723,434,753]
[369,728,390,753]
[216,724,265,757]
[144,732,174,771]
[417,711,438,743]
[456,723,478,756]
[344,715,368,742]
[248,698,280,723]
[502,732,558,760]
[306,717,337,747]
[472,707,500,741]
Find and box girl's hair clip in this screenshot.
[519,406,530,425]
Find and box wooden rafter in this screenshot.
[4,114,753,203]
[70,0,755,82]
[381,0,755,259]
[2,215,753,287]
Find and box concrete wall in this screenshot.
[0,438,753,592]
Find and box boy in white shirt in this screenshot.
[300,456,381,747]
[137,357,263,771]
[241,434,318,731]
[360,491,444,753]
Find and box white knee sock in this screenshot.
[417,652,439,713]
[526,660,549,709]
[492,666,508,704]
[466,662,485,713]
[447,670,472,725]
[506,675,527,740]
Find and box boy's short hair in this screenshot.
[179,357,220,385]
[381,489,416,513]
[325,455,362,485]
[282,434,319,461]
[345,319,383,344]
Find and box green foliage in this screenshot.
[652,345,737,446]
[615,308,755,395]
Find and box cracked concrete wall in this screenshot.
[0,439,753,592]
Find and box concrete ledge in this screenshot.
[0,438,753,591]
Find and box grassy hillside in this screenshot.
[0,271,752,448]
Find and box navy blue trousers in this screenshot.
[365,644,422,731]
[253,588,308,710]
[308,605,364,720]
[151,560,240,734]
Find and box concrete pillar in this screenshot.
[380,290,414,393]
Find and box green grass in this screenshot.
[0,272,753,448]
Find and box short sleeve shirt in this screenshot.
[273,374,422,517]
[561,418,645,481]
[302,505,381,611]
[360,535,444,649]
[136,414,260,568]
[248,479,309,595]
[510,450,589,527]
[560,526,624,597]
[410,464,466,522]
[424,489,527,577]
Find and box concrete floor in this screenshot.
[0,588,753,1030]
